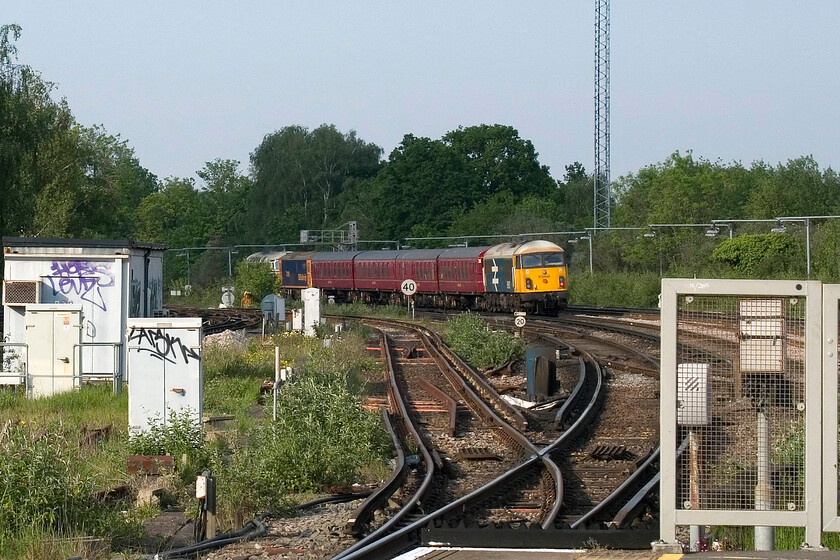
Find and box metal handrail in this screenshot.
[73,342,123,395]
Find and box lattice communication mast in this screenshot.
[594,0,611,230]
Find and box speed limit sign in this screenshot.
[401,279,417,296]
[514,316,526,328]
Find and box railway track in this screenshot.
[330,313,665,558]
[177,305,666,557]
[335,318,563,559]
[165,305,264,335]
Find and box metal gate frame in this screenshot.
[660,279,823,547]
[822,284,840,532]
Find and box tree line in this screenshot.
[3,24,840,289]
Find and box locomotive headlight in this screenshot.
[525,278,533,289]
[559,276,566,288]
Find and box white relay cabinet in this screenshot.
[25,304,83,397]
[127,318,203,432]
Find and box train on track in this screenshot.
[252,240,568,314]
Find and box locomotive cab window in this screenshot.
[518,252,565,268]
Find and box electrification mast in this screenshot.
[594,0,611,231]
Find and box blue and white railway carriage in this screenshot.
[1,237,166,394]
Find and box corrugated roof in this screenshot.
[3,236,167,251]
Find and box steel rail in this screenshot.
[416,377,458,437]
[344,408,407,536]
[334,318,564,559]
[415,327,563,529]
[422,327,529,432]
[538,328,661,530]
[333,332,437,560]
[571,447,659,529]
[609,436,688,528]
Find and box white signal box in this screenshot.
[677,363,711,426]
[302,288,320,337]
[739,298,785,373]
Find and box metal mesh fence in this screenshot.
[675,294,806,512]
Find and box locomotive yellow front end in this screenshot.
[512,240,568,312]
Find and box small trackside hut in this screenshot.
[1,237,166,397]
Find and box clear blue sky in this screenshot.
[6,2,839,186]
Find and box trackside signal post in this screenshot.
[514,311,526,338]
[401,279,416,319]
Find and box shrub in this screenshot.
[712,233,805,277]
[234,261,279,304]
[569,271,661,308]
[444,313,525,368]
[204,333,388,527]
[127,410,210,484]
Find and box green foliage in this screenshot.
[552,162,593,230]
[136,177,210,248]
[443,124,556,201]
[614,151,751,227]
[330,301,408,319]
[746,156,840,219]
[127,410,210,484]
[341,125,559,241]
[1,25,156,241]
[0,406,143,557]
[248,124,382,242]
[203,339,276,419]
[202,333,388,526]
[444,313,525,368]
[712,233,804,276]
[197,158,252,244]
[234,260,279,303]
[569,271,661,308]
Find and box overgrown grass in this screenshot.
[443,313,525,368]
[328,301,409,319]
[0,325,390,554]
[0,393,145,558]
[0,383,127,428]
[202,330,388,527]
[705,526,840,551]
[127,328,388,529]
[202,338,279,420]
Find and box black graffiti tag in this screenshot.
[128,327,201,365]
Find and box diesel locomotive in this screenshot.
[265,240,567,314]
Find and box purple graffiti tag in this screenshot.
[128,327,201,365]
[47,261,115,311]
